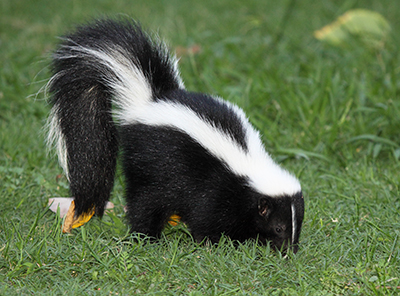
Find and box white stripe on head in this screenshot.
[291,202,297,243]
[119,98,301,197]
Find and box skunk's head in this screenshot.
[257,191,304,254]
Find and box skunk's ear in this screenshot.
[258,198,271,218]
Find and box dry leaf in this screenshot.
[314,9,391,49]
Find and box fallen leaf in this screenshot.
[314,9,391,49]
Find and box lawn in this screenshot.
[1,0,399,295]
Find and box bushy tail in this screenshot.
[46,18,184,216]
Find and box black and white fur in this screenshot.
[46,18,304,253]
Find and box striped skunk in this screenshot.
[46,18,304,253]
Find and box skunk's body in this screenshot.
[47,18,304,252]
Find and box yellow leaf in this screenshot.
[314,9,391,48]
[168,214,181,226]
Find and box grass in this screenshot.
[1,0,400,294]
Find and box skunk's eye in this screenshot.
[275,227,282,233]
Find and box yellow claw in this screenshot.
[62,200,95,233]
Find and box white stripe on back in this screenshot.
[119,99,301,197]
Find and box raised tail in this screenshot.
[46,18,184,219]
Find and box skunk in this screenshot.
[46,18,304,253]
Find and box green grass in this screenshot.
[1,0,400,294]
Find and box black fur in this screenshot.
[47,17,304,253]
